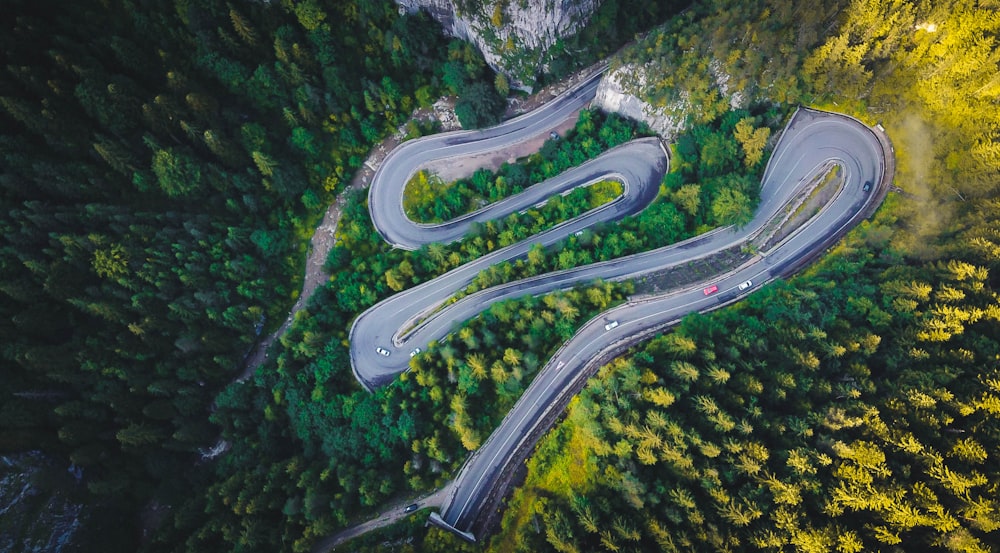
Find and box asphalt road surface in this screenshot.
[350,73,887,534]
[367,70,604,249]
[439,108,887,533]
[351,137,667,389]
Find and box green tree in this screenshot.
[455,81,505,129]
[733,117,770,169]
[672,183,702,217]
[711,187,753,228]
[151,148,202,197]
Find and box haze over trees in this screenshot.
[484,0,1000,552]
[494,200,1000,551]
[3,0,999,551]
[319,0,1000,551]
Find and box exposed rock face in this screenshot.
[397,0,601,90]
[593,61,748,139]
[0,453,84,553]
[593,64,683,139]
[396,2,742,139]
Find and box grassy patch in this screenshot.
[491,396,599,553]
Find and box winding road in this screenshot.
[348,71,889,539]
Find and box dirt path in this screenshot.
[235,185,353,382]
[310,484,454,553]
[236,61,608,382]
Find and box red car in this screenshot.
[703,284,719,295]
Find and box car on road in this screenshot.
[738,280,753,291]
[703,284,719,295]
[404,503,419,513]
[604,320,619,331]
[376,347,390,357]
[409,348,421,358]
[862,180,872,192]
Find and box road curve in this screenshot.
[438,108,888,533]
[368,70,605,250]
[350,89,887,535]
[351,137,667,389]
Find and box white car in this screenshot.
[375,347,390,357]
[738,280,753,291]
[409,348,421,358]
[604,320,619,331]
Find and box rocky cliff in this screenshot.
[396,1,729,139]
[592,60,748,139]
[0,453,84,552]
[592,64,682,139]
[397,0,601,90]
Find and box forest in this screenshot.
[326,0,1000,552]
[403,109,648,223]
[0,0,465,549]
[485,0,1000,552]
[0,0,691,551]
[492,207,1000,552]
[3,0,999,551]
[162,101,769,550]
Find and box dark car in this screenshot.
[404,503,419,513]
[862,180,872,192]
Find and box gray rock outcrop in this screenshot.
[592,64,683,139]
[397,0,600,90]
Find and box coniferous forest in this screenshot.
[2,0,1000,552]
[488,1,1000,552]
[0,0,459,548]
